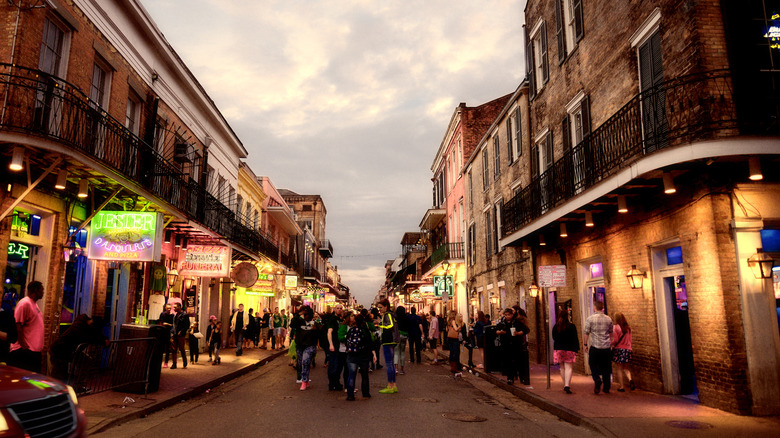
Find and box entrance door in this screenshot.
[578,259,606,375]
[665,274,696,395]
[104,268,120,340]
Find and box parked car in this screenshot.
[0,364,87,437]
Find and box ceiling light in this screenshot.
[55,169,68,190]
[748,157,763,181]
[560,223,568,237]
[617,195,628,213]
[539,235,546,246]
[77,180,88,198]
[9,147,23,171]
[585,211,594,227]
[663,172,676,194]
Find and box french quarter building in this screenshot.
[0,0,277,365]
[486,0,779,415]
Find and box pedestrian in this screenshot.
[273,307,283,349]
[495,307,530,385]
[394,305,409,375]
[292,305,320,390]
[583,300,614,394]
[464,317,476,368]
[7,281,45,373]
[420,311,429,352]
[188,320,201,364]
[407,306,424,364]
[370,308,382,371]
[513,306,531,385]
[0,301,18,365]
[158,303,173,367]
[170,302,189,369]
[611,312,635,392]
[327,304,346,391]
[552,308,579,394]
[377,299,399,394]
[245,308,257,349]
[280,308,289,348]
[474,311,489,369]
[446,311,463,378]
[260,308,271,349]
[206,315,218,362]
[207,321,222,365]
[231,303,249,356]
[344,312,376,401]
[427,310,440,364]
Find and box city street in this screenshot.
[92,354,597,438]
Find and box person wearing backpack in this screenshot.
[344,312,376,400]
[377,298,399,393]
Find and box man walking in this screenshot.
[407,307,424,364]
[8,281,45,372]
[327,304,345,391]
[170,302,190,369]
[231,303,249,356]
[428,310,440,364]
[583,300,613,394]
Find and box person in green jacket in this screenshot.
[377,299,399,394]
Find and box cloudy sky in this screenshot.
[141,0,526,305]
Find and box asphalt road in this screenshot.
[94,352,599,437]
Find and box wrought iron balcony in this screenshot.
[502,69,773,238]
[430,242,464,266]
[318,239,333,258]
[0,63,267,257]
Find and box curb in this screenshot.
[87,349,288,435]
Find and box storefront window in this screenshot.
[666,246,683,265]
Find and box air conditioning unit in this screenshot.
[174,143,192,163]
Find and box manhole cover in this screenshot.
[665,420,713,430]
[408,397,439,403]
[442,412,488,422]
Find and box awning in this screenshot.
[267,205,302,236]
[419,208,446,231]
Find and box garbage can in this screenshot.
[483,325,501,373]
[117,324,166,393]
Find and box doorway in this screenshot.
[103,264,130,340]
[665,274,696,395]
[578,258,606,374]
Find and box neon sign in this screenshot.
[8,242,30,259]
[765,13,780,50]
[179,245,231,277]
[433,275,454,297]
[88,211,162,261]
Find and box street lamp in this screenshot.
[626,265,645,289]
[747,248,774,279]
[528,284,539,298]
[167,268,179,288]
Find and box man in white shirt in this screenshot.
[583,300,613,394]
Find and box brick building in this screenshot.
[493,0,780,415]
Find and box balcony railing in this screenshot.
[502,69,754,237]
[430,242,464,267]
[318,239,333,258]
[0,63,274,260]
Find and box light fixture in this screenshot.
[489,294,499,305]
[442,262,450,273]
[182,237,188,249]
[522,241,529,253]
[528,284,539,298]
[164,230,172,244]
[560,223,568,237]
[77,179,88,198]
[585,211,594,227]
[747,248,774,279]
[183,277,194,289]
[663,172,676,194]
[626,265,645,289]
[167,268,179,287]
[617,195,628,213]
[174,235,182,248]
[9,146,24,171]
[55,169,68,190]
[748,157,763,181]
[539,234,546,246]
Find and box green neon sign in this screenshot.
[8,242,30,259]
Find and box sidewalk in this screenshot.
[81,345,288,435]
[456,350,780,437]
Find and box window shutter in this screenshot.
[515,106,523,155]
[530,144,539,177]
[573,0,584,42]
[494,136,500,179]
[485,210,492,257]
[541,21,549,84]
[581,94,591,137]
[526,26,536,99]
[545,132,554,170]
[482,150,490,189]
[562,115,571,151]
[506,117,514,163]
[555,0,566,64]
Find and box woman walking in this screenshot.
[377,299,399,393]
[344,312,376,400]
[446,311,464,378]
[207,321,222,365]
[612,312,635,391]
[552,309,579,394]
[394,306,409,375]
[292,305,321,390]
[474,311,489,368]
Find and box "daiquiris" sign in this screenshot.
[88,211,162,261]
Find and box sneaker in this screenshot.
[594,381,602,394]
[296,379,303,383]
[617,388,626,392]
[564,386,572,394]
[163,363,168,368]
[629,380,636,391]
[378,387,396,394]
[454,372,462,378]
[346,395,355,401]
[300,382,308,391]
[398,370,405,375]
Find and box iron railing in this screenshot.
[430,242,465,267]
[0,63,280,262]
[68,338,156,396]
[502,69,748,237]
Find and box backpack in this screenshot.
[346,326,366,353]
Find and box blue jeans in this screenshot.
[382,345,396,383]
[298,345,316,382]
[394,335,408,368]
[327,349,343,389]
[346,354,370,397]
[448,338,461,372]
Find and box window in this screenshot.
[38,17,67,76]
[484,209,493,257]
[468,170,473,208]
[468,223,476,266]
[555,0,584,63]
[482,149,490,191]
[302,219,313,231]
[506,115,514,164]
[245,202,252,226]
[217,176,226,203]
[563,92,591,193]
[236,195,244,220]
[457,138,463,173]
[90,58,111,109]
[253,210,259,230]
[513,107,523,158]
[494,199,503,252]
[493,135,501,180]
[302,204,313,211]
[527,20,549,98]
[125,93,141,135]
[153,118,167,155]
[228,186,236,210]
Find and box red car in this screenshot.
[0,364,87,438]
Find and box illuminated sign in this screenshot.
[420,285,435,297]
[179,245,231,277]
[765,14,780,50]
[88,211,162,261]
[8,242,30,259]
[246,290,275,297]
[285,275,298,289]
[409,291,422,302]
[433,275,454,297]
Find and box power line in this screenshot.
[337,252,399,260]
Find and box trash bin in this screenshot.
[483,325,501,373]
[117,324,167,393]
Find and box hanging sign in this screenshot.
[433,275,454,297]
[88,211,162,261]
[285,275,298,289]
[420,285,436,297]
[179,245,231,277]
[538,265,567,287]
[409,290,423,302]
[232,262,259,288]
